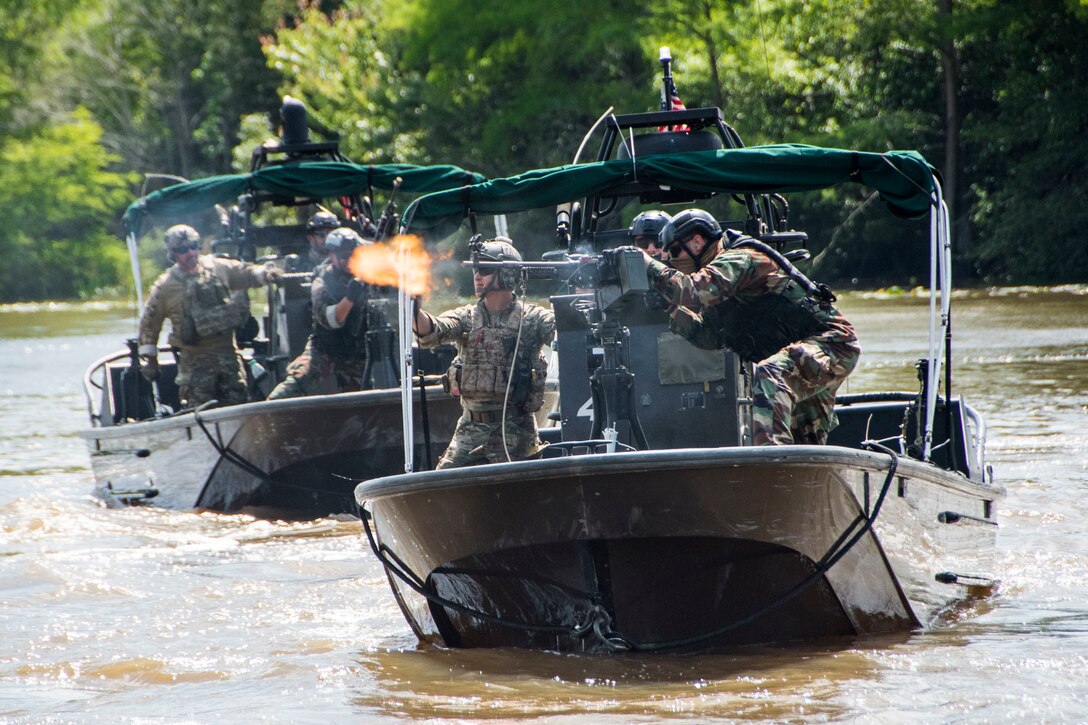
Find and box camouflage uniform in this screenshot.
[417,298,555,468]
[648,237,860,446]
[139,255,274,408]
[267,260,376,399]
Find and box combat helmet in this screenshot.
[630,210,672,245]
[164,224,200,250]
[324,227,366,258]
[657,209,722,249]
[473,236,522,291]
[307,210,340,233]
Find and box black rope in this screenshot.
[359,502,584,636]
[610,440,900,652]
[192,405,350,499]
[359,442,901,652]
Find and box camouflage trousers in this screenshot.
[436,408,543,469]
[266,339,365,400]
[176,348,248,409]
[750,337,861,446]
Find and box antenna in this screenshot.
[659,47,673,112]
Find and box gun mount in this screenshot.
[559,49,809,260]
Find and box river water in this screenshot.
[1,288,1086,723]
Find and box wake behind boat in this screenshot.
[355,53,1004,651]
[79,99,486,516]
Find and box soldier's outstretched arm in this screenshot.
[413,303,433,337]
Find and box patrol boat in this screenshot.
[79,98,485,515]
[354,58,1004,651]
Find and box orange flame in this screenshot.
[348,234,432,296]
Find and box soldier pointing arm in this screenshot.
[414,237,556,469]
[138,224,281,409]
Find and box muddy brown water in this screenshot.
[2,288,1087,722]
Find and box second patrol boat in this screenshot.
[79,98,486,516]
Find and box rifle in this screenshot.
[374,176,403,241]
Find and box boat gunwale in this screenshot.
[78,386,441,440]
[355,444,1005,504]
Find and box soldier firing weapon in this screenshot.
[464,245,651,451]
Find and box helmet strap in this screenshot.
[477,268,500,297]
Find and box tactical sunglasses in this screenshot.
[663,238,690,257]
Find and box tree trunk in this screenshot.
[700,0,726,111]
[937,0,963,257]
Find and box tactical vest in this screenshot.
[176,258,248,344]
[311,267,367,358]
[456,302,547,411]
[709,232,836,363]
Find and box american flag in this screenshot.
[659,88,690,132]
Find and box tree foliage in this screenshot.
[959,0,1088,282]
[54,0,294,178]
[1,0,1086,301]
[0,110,134,301]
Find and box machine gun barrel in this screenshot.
[463,247,650,310]
[461,257,596,279]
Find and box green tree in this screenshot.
[0,0,82,134]
[386,0,652,174]
[55,0,294,178]
[960,0,1088,282]
[0,110,135,302]
[262,0,420,164]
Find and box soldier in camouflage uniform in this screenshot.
[645,209,860,446]
[414,238,556,469]
[267,228,377,399]
[629,210,672,263]
[302,210,340,272]
[138,224,282,409]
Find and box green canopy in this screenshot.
[123,162,486,237]
[403,144,938,234]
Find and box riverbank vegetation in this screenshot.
[1,0,1085,302]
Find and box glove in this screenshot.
[345,277,368,305]
[668,306,701,341]
[140,357,160,382]
[263,266,283,284]
[602,245,642,267]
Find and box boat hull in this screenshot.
[80,389,465,515]
[356,446,1002,652]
